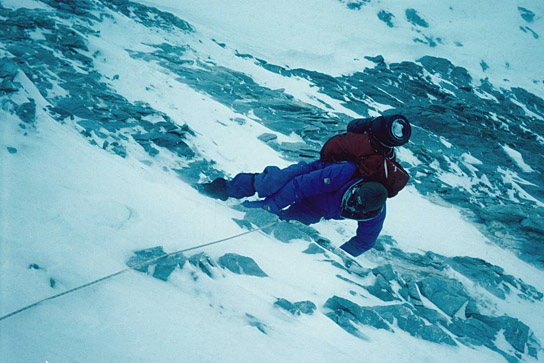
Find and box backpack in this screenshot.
[320,132,409,198]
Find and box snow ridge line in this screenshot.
[0,221,278,322]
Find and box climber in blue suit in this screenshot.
[200,160,387,257]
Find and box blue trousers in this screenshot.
[226,161,322,199]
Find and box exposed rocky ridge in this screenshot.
[324,295,540,362]
[121,206,544,361]
[124,236,542,362]
[3,1,543,361]
[123,17,544,264]
[345,4,541,46]
[250,55,544,265]
[0,2,195,160]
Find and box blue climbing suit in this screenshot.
[226,160,386,256]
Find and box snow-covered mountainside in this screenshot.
[1,0,543,362]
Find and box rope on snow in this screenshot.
[0,221,278,322]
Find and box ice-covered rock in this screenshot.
[417,276,471,317]
[274,298,316,316]
[374,304,456,345]
[365,274,399,302]
[218,253,267,277]
[324,295,392,334]
[188,253,219,279]
[127,247,187,281]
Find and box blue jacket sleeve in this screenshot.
[265,162,357,210]
[339,205,386,257]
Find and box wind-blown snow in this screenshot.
[1,0,544,362]
[1,75,509,363]
[143,0,544,98]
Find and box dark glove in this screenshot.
[242,199,280,214]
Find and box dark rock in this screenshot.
[272,221,312,243]
[521,215,544,235]
[274,298,316,315]
[417,276,470,317]
[399,280,423,306]
[28,263,41,270]
[41,0,95,15]
[325,297,456,345]
[377,11,395,28]
[77,119,102,132]
[518,7,535,23]
[345,1,369,11]
[245,313,268,334]
[140,132,175,146]
[450,66,473,90]
[126,246,166,273]
[258,133,278,142]
[374,304,456,345]
[472,314,531,354]
[448,316,497,347]
[127,247,187,281]
[189,252,218,278]
[0,79,20,93]
[302,243,326,255]
[108,1,194,33]
[510,87,544,115]
[49,278,56,288]
[388,249,446,271]
[414,306,449,326]
[449,313,540,360]
[447,256,542,301]
[240,207,279,232]
[110,142,127,158]
[274,298,299,315]
[406,8,429,27]
[323,309,364,338]
[218,253,267,277]
[54,97,95,119]
[57,29,88,50]
[479,204,527,223]
[390,61,423,75]
[16,100,36,123]
[336,274,369,289]
[372,264,396,281]
[373,235,396,251]
[414,35,438,48]
[7,147,17,154]
[0,60,19,80]
[324,296,391,333]
[135,140,159,156]
[366,274,399,301]
[278,141,318,156]
[294,300,317,315]
[232,218,253,230]
[153,253,187,281]
[417,56,453,76]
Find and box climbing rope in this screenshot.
[0,221,278,322]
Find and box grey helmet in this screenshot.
[341,181,388,220]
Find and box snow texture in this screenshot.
[1,0,544,362]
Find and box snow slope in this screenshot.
[1,0,544,362]
[1,72,509,363]
[144,0,544,97]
